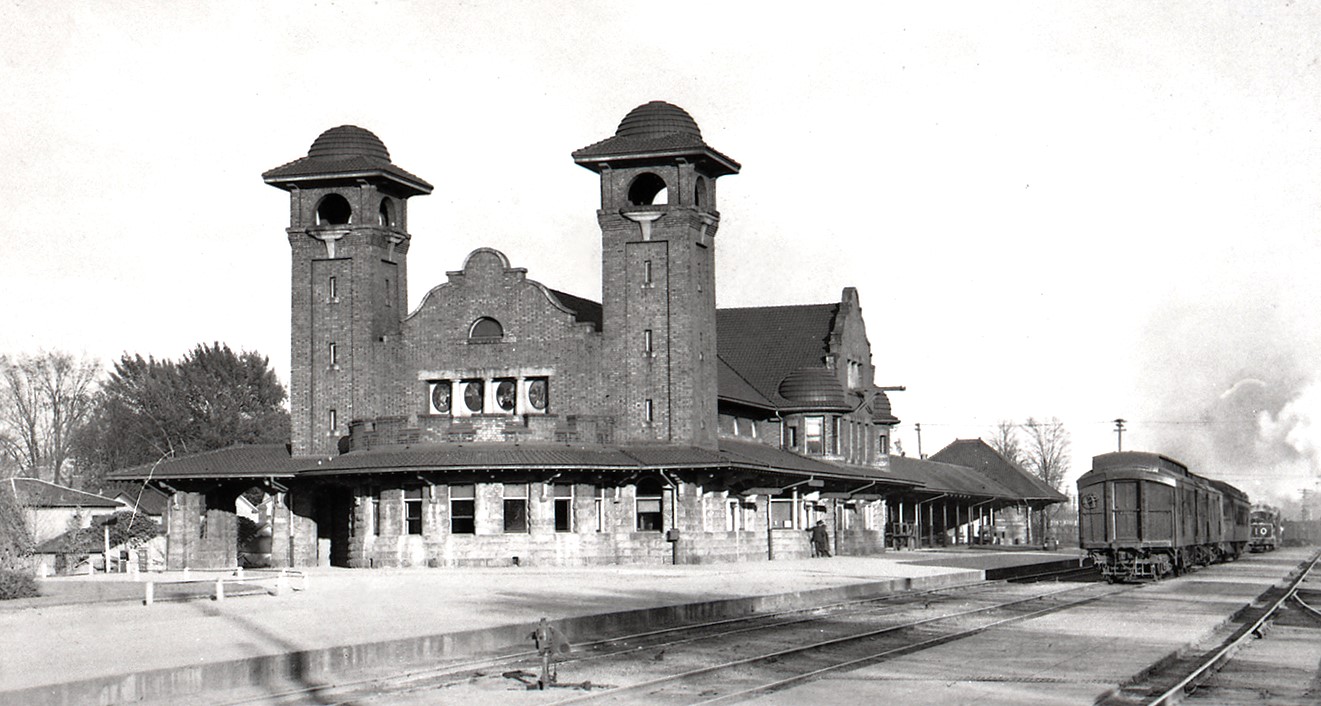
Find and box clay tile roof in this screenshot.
[717,438,921,486]
[573,101,740,176]
[105,483,170,515]
[928,439,1068,503]
[547,289,603,331]
[871,390,900,425]
[263,125,433,195]
[777,366,851,412]
[299,444,644,476]
[7,478,121,508]
[717,303,840,410]
[718,356,775,410]
[108,443,304,481]
[885,455,1021,499]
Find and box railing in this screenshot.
[142,567,309,606]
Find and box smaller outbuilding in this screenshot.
[6,478,124,545]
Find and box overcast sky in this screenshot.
[2,1,1318,506]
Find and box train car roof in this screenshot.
[1090,451,1189,475]
[1086,451,1249,501]
[1205,478,1249,502]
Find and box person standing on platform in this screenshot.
[811,520,831,558]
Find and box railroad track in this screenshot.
[1102,550,1321,706]
[212,570,1121,706]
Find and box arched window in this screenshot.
[627,172,668,206]
[694,176,707,208]
[315,194,352,225]
[378,197,396,227]
[635,478,663,531]
[468,317,503,340]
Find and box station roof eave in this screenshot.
[717,438,922,491]
[107,443,304,482]
[928,439,1068,504]
[294,439,919,492]
[883,455,1024,503]
[297,444,648,476]
[8,477,122,508]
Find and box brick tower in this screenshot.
[573,102,740,448]
[264,126,433,457]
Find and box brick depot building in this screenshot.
[117,102,1061,569]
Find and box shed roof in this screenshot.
[928,439,1068,503]
[109,443,305,481]
[7,478,121,508]
[885,455,1022,499]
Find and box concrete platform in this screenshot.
[746,548,1316,706]
[0,548,1079,705]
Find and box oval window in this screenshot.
[463,380,484,412]
[495,379,517,412]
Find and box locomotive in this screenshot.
[1249,505,1282,552]
[1077,451,1250,581]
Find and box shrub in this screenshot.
[0,569,38,600]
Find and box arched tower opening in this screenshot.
[316,194,352,225]
[628,173,669,206]
[378,197,396,227]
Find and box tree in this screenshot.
[78,343,290,478]
[0,482,33,572]
[1022,417,1072,537]
[988,420,1025,468]
[0,352,100,485]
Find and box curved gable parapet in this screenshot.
[460,247,512,271]
[404,248,599,333]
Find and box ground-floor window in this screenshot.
[451,484,475,534]
[504,483,529,533]
[725,498,745,531]
[770,497,795,529]
[553,484,573,532]
[370,489,380,535]
[404,487,424,535]
[636,479,663,531]
[594,486,607,532]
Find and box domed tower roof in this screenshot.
[777,367,851,412]
[263,125,432,195]
[615,101,703,141]
[307,125,392,161]
[573,100,739,176]
[871,390,900,425]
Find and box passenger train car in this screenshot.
[1249,505,1282,552]
[1077,452,1250,581]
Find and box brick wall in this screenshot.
[291,476,892,569]
[398,249,605,426]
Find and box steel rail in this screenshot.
[546,582,1127,706]
[1143,550,1320,706]
[216,576,994,706]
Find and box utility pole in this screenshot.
[1113,418,1126,452]
[915,423,924,459]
